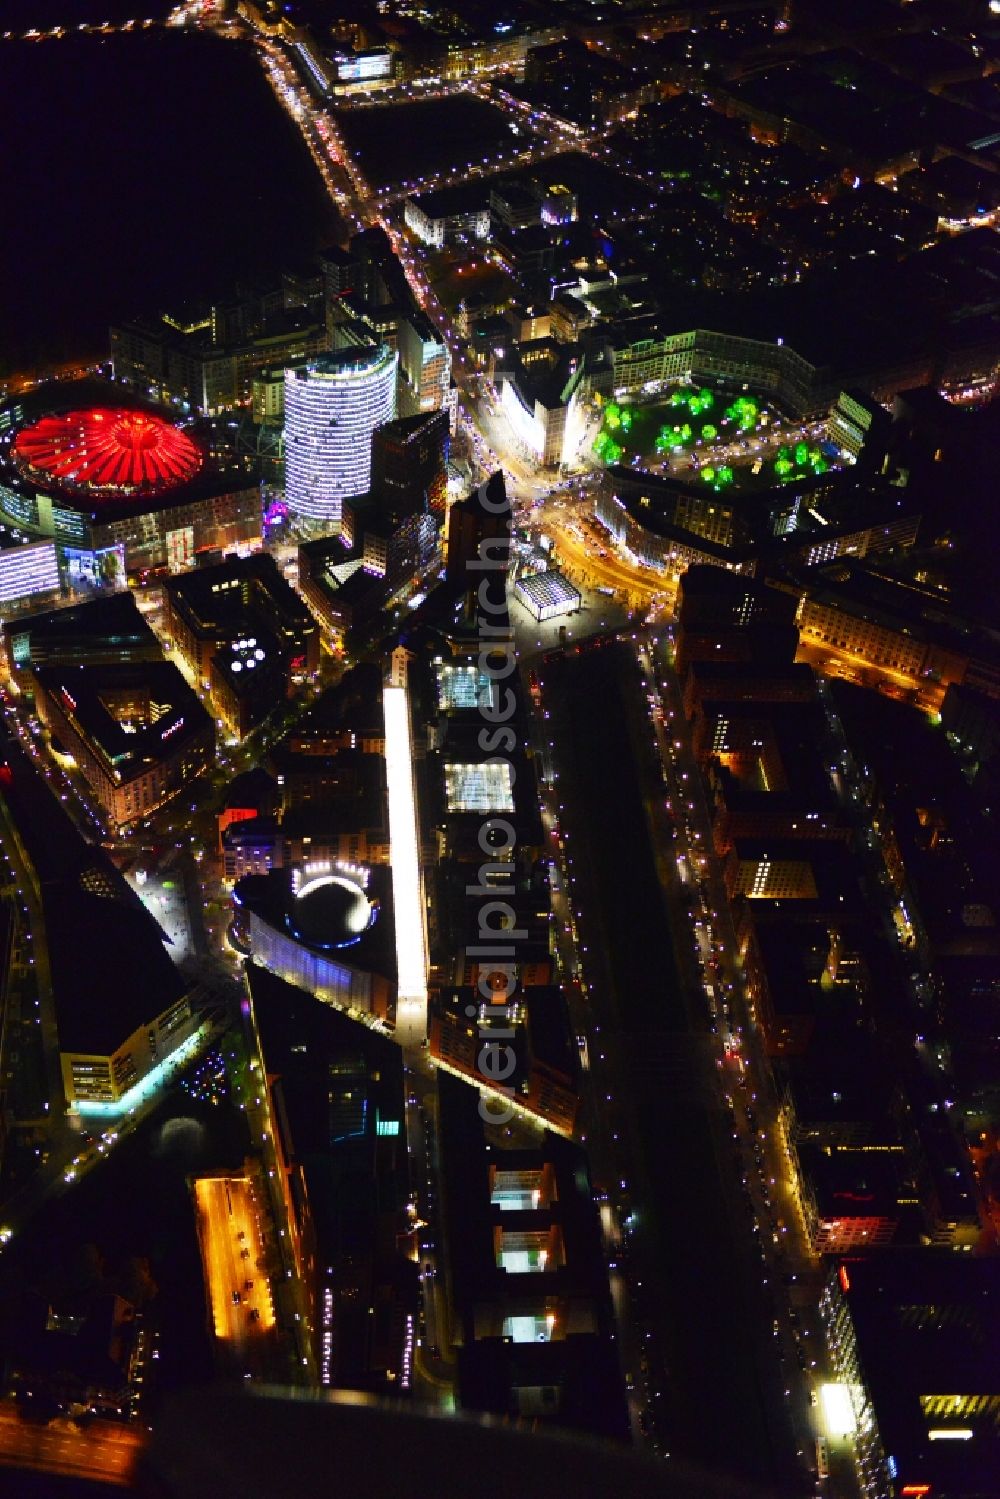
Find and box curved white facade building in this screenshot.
[284,345,397,528]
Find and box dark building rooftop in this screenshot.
[286,662,385,744]
[248,962,407,1188]
[0,738,186,1055]
[801,1144,901,1225]
[269,744,387,826]
[32,660,212,787]
[246,964,413,1389]
[2,592,161,672]
[686,661,818,700]
[831,1254,1000,1496]
[780,1032,900,1144]
[165,550,315,644]
[436,1071,628,1441]
[221,766,281,815]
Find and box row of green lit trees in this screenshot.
[699,445,828,489]
[593,389,829,488]
[594,389,767,465]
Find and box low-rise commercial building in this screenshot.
[704,701,849,855]
[739,911,864,1057]
[33,661,214,830]
[611,326,824,415]
[404,186,491,249]
[684,661,818,733]
[2,592,161,679]
[164,551,319,708]
[111,310,329,415]
[724,838,861,904]
[596,472,920,589]
[799,1146,900,1254]
[430,985,578,1135]
[797,594,955,683]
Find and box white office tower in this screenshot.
[284,345,397,530]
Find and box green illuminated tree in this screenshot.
[701,467,716,483]
[702,423,718,442]
[795,441,809,467]
[725,396,759,432]
[774,446,794,479]
[620,407,633,433]
[718,466,734,485]
[594,431,623,464]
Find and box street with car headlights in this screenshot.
[526,627,862,1497]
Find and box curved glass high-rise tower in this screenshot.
[284,345,397,529]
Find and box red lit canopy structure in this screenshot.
[13,408,202,495]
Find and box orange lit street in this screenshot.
[544,514,665,609]
[194,1175,276,1375]
[794,636,946,715]
[0,1402,143,1487]
[546,514,947,716]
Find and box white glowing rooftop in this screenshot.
[436,662,495,712]
[444,761,515,814]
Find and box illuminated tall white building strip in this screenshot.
[284,345,397,528]
[384,684,427,1044]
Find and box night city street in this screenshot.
[0,0,999,1496]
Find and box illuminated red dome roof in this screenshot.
[13,408,202,495]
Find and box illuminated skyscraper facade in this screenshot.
[284,345,397,529]
[0,540,60,606]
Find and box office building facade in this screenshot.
[284,347,397,529]
[0,542,60,609]
[33,661,215,830]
